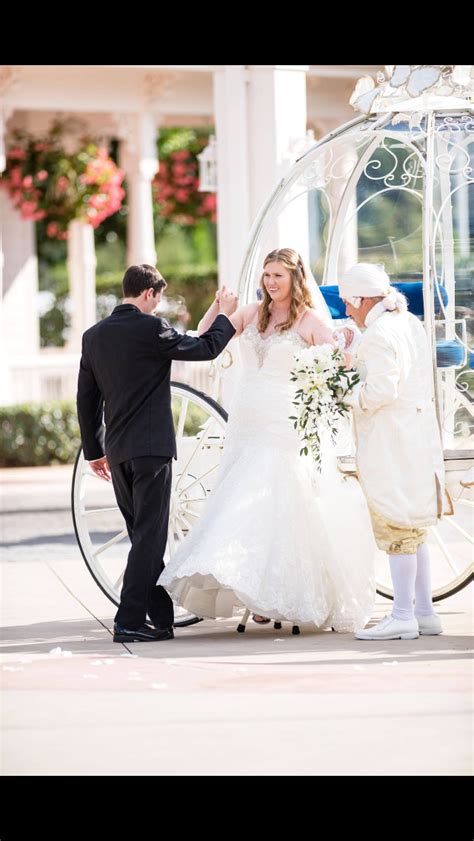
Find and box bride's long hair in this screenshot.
[257,248,314,334]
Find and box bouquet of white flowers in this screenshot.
[289,344,360,470]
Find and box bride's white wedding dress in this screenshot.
[159,323,377,630]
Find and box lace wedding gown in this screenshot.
[159,324,377,630]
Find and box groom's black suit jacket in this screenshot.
[77,304,235,467]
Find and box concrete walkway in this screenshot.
[1,466,472,776]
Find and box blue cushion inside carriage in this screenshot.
[319,282,465,369]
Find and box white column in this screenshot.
[213,64,309,291]
[214,65,309,411]
[213,66,251,289]
[247,65,309,223]
[0,191,39,404]
[0,191,11,403]
[66,220,97,352]
[121,112,158,267]
[246,66,311,282]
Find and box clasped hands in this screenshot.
[215,285,239,317]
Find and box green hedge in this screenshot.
[0,401,81,467]
[0,392,215,467]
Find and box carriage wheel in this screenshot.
[374,462,473,602]
[72,382,228,627]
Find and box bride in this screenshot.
[158,248,377,631]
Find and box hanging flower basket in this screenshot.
[0,123,125,240]
[152,142,217,226]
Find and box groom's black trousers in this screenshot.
[111,455,174,631]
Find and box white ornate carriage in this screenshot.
[72,66,473,626]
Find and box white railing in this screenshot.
[171,359,217,396]
[4,351,216,405]
[6,352,81,404]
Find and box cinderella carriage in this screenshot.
[72,65,473,628]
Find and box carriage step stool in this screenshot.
[236,608,300,635]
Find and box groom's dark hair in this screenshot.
[122,264,167,298]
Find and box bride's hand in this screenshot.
[219,286,239,317]
[342,327,355,349]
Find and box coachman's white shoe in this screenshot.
[355,614,419,640]
[416,613,443,635]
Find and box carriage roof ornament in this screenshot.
[349,65,474,116]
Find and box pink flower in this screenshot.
[20,200,38,219]
[8,148,27,160]
[9,167,22,187]
[175,189,191,203]
[88,193,106,210]
[5,132,124,232]
[56,176,69,193]
[174,175,195,186]
[201,193,217,211]
[47,222,59,237]
[172,163,188,176]
[156,184,174,200]
[109,171,124,186]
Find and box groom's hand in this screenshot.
[89,456,112,482]
[218,286,239,317]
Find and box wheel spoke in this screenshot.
[429,526,461,575]
[442,516,474,544]
[176,511,195,531]
[85,506,120,515]
[178,463,219,495]
[93,528,128,558]
[175,421,215,491]
[173,520,185,542]
[114,569,125,590]
[181,505,201,519]
[175,397,189,443]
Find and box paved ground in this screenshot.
[1,465,472,776]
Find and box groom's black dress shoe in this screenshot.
[113,623,174,643]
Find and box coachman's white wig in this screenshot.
[339,263,408,312]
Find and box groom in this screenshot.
[340,263,446,640]
[77,264,237,643]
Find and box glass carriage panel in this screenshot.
[431,115,474,457]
